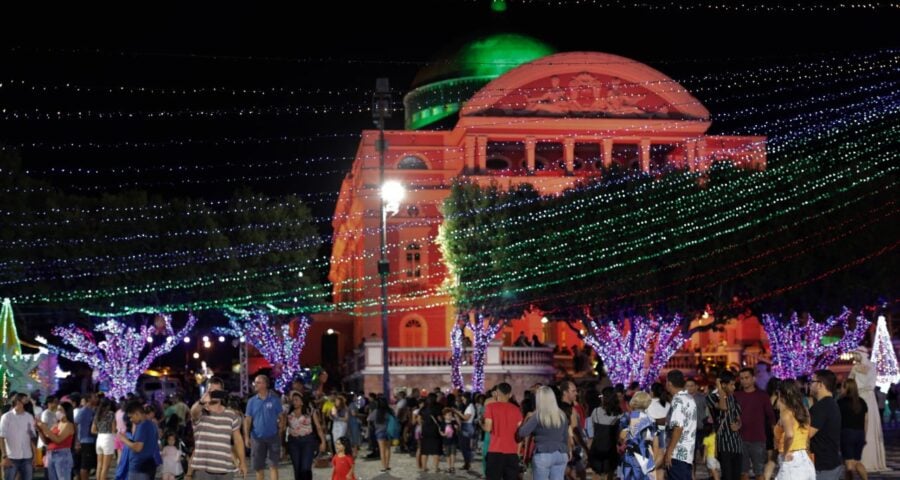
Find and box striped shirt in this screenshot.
[706,390,743,454]
[190,409,241,474]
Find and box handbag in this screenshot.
[313,452,332,469]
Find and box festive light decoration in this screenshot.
[579,315,687,389]
[449,321,465,391]
[43,313,197,399]
[464,314,505,393]
[3,52,890,318]
[22,155,352,176]
[761,308,869,379]
[0,298,23,395]
[871,315,900,391]
[35,353,61,401]
[215,311,311,393]
[499,1,899,12]
[2,352,45,394]
[56,104,889,312]
[0,132,360,152]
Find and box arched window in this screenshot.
[402,317,427,347]
[397,155,428,169]
[405,243,422,278]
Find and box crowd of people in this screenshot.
[0,353,894,480]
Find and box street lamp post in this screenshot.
[373,78,401,398]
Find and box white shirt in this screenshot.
[463,404,476,425]
[38,408,57,448]
[647,398,670,421]
[668,390,698,464]
[0,410,36,459]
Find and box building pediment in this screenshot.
[461,52,710,122]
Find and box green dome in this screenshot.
[404,33,555,130]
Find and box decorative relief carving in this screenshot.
[520,73,661,117]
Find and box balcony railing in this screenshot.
[343,340,556,378]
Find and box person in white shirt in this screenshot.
[39,396,59,450]
[663,370,697,480]
[0,393,38,480]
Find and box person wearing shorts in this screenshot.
[243,375,284,480]
[93,397,117,480]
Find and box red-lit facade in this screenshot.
[317,52,767,367]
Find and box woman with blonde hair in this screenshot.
[516,386,571,480]
[618,391,659,480]
[774,380,814,480]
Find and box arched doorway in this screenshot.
[321,332,339,368]
[400,317,427,347]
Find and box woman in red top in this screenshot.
[37,401,76,480]
[331,437,355,480]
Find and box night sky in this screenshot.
[3,2,898,223]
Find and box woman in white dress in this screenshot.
[849,346,888,472]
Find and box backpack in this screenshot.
[386,413,400,440]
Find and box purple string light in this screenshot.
[582,315,687,389]
[49,313,197,400]
[450,321,464,391]
[222,312,311,393]
[467,314,504,393]
[762,307,869,379]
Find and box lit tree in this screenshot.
[579,314,687,389]
[871,315,899,391]
[45,314,197,400]
[449,320,465,391]
[218,311,311,393]
[761,308,869,380]
[468,314,505,393]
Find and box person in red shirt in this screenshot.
[484,383,523,480]
[331,437,355,480]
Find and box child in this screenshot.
[160,432,183,480]
[700,431,720,480]
[441,408,458,474]
[332,436,355,480]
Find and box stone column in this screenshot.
[685,139,697,172]
[525,136,536,173]
[487,340,503,366]
[602,138,613,169]
[476,136,488,173]
[640,139,651,173]
[465,136,475,172]
[564,138,575,175]
[697,139,708,171]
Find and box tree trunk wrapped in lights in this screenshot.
[449,320,465,391]
[580,314,687,389]
[217,311,311,393]
[762,308,869,379]
[45,313,197,400]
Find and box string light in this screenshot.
[467,314,505,393]
[871,315,900,391]
[42,313,197,399]
[215,312,311,393]
[450,321,465,391]
[762,308,869,379]
[580,315,686,389]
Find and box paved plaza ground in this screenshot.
[311,427,900,480]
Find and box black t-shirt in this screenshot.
[837,397,868,431]
[810,396,842,470]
